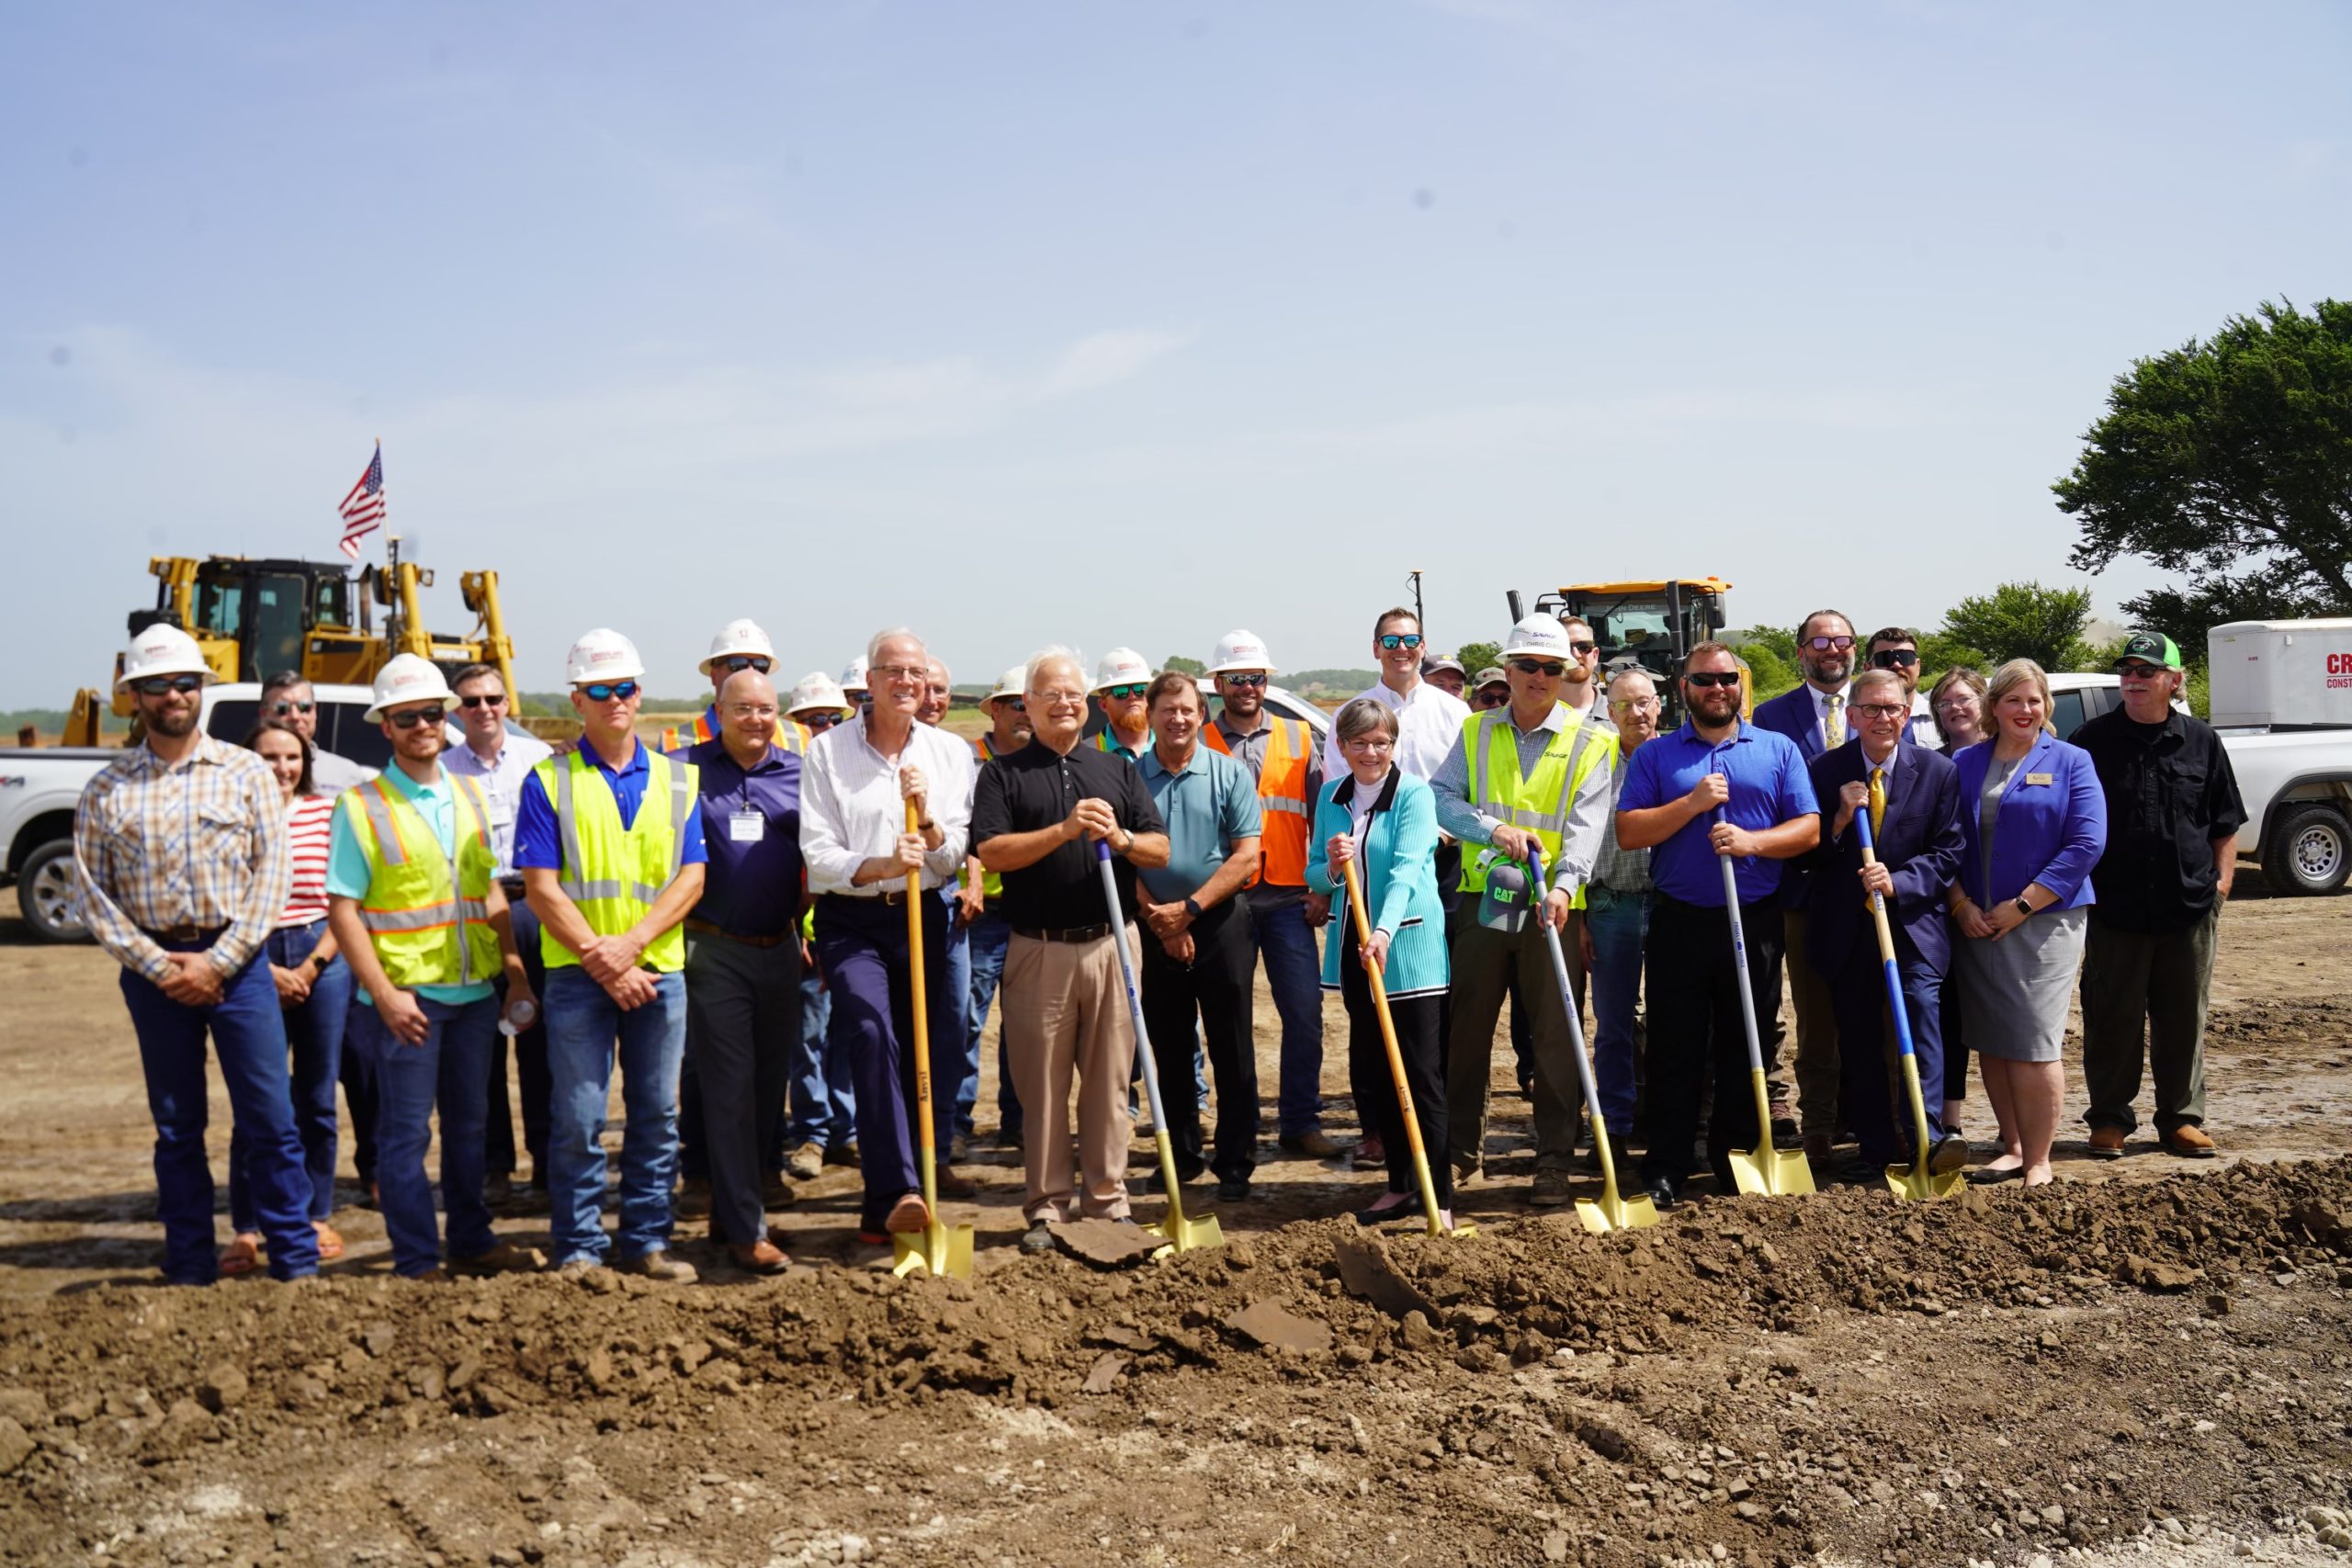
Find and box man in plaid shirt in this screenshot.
[74,626,319,1285]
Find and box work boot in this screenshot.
[950,1133,973,1164]
[557,1258,610,1283]
[786,1142,825,1181]
[2087,1126,2127,1160]
[1529,1169,1572,1207]
[825,1142,861,1168]
[729,1239,790,1275]
[934,1168,980,1200]
[616,1249,697,1284]
[1453,1156,1482,1187]
[450,1241,546,1276]
[2161,1125,2216,1159]
[675,1177,713,1219]
[1278,1130,1343,1159]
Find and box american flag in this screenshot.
[337,441,386,560]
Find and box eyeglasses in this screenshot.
[1569,641,1598,657]
[726,705,780,723]
[386,705,446,730]
[1510,658,1566,678]
[1934,695,1979,714]
[1378,634,1424,650]
[1853,703,1908,720]
[1102,683,1149,701]
[799,710,843,731]
[132,674,203,696]
[871,663,927,682]
[458,693,506,709]
[579,681,640,702]
[1869,649,1920,670]
[1684,671,1742,689]
[1221,672,1268,688]
[1804,635,1856,652]
[717,655,772,675]
[267,700,315,716]
[1037,692,1087,709]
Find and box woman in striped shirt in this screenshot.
[221,723,355,1275]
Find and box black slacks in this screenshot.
[1639,892,1784,1191]
[1140,899,1260,1181]
[1340,932,1451,1208]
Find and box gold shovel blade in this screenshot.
[1575,1189,1662,1235]
[1728,1145,1817,1198]
[1884,1165,1965,1203]
[890,1221,977,1279]
[1142,1212,1226,1255]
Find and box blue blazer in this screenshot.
[1752,682,1838,905]
[1950,734,2107,910]
[1804,739,1965,976]
[1305,768,1450,999]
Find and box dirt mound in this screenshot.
[2205,996,2352,1051]
[5,1160,2351,1565]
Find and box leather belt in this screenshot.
[1012,923,1114,944]
[684,918,790,949]
[822,887,920,908]
[497,875,527,898]
[141,924,226,944]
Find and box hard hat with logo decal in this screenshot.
[698,618,777,675]
[115,625,215,692]
[365,654,458,723]
[839,657,869,697]
[565,627,647,686]
[1205,630,1274,677]
[988,665,1026,704]
[1091,647,1153,694]
[1500,615,1574,661]
[786,671,849,716]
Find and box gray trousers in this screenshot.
[684,930,802,1247]
[1444,917,1583,1171]
[2080,907,2218,1136]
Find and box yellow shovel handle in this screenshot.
[1341,856,1445,1227]
[905,800,937,1208]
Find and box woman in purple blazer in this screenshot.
[1947,660,2108,1187]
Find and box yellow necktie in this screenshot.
[1826,693,1846,750]
[1869,764,1885,840]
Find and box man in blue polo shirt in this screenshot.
[1615,641,1818,1208]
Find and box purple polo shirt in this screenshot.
[675,736,804,939]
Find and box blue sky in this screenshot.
[4,2,2346,705]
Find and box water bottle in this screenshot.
[499,997,537,1038]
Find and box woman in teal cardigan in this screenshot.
[1306,697,1453,1225]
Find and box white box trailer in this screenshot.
[2209,617,2352,729]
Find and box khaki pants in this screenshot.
[1002,928,1140,1224]
[1781,908,1841,1139]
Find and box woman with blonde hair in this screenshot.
[1946,660,2107,1186]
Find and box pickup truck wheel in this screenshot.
[16,838,89,942]
[2262,802,2351,897]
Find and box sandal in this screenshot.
[219,1235,263,1277]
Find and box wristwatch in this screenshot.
[309,953,330,975]
[2012,896,2033,919]
[1182,896,1203,920]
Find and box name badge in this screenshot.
[2025,772,2053,786]
[729,808,765,843]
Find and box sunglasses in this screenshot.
[580,681,640,702]
[387,706,446,730]
[1102,683,1149,701]
[2116,661,2166,678]
[1869,649,1920,670]
[1378,634,1424,650]
[1684,671,1742,689]
[1475,691,1510,708]
[800,710,843,731]
[268,700,316,716]
[1804,635,1856,652]
[999,696,1027,712]
[458,693,506,709]
[1510,658,1566,678]
[717,655,772,675]
[1569,641,1598,657]
[1221,672,1268,688]
[132,674,204,696]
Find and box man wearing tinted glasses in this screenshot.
[1750,608,1859,1168]
[1555,615,1611,727]
[1091,648,1156,760]
[657,619,811,756]
[1863,626,1941,750]
[1318,608,1471,786]
[260,671,373,796]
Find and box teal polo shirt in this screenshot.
[326,764,497,1007]
[1136,742,1262,903]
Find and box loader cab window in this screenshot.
[194,577,244,642]
[247,574,308,682]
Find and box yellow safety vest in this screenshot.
[657,705,808,756]
[343,770,503,989]
[967,735,1022,900]
[1456,705,1612,909]
[532,746,698,974]
[1202,716,1313,886]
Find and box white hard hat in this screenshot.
[988,664,1025,703]
[698,617,776,675]
[1500,615,1573,660]
[115,625,214,692]
[1091,647,1152,694]
[1205,629,1274,676]
[839,656,869,695]
[786,671,849,716]
[566,627,646,685]
[365,654,457,723]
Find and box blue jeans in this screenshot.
[941,892,975,1139]
[1251,893,1326,1136]
[486,897,551,1180]
[1584,886,1650,1138]
[544,965,687,1267]
[351,993,500,1277]
[230,922,351,1232]
[119,940,319,1283]
[785,970,856,1150]
[961,908,1012,1137]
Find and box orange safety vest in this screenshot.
[1204,716,1312,887]
[658,705,808,756]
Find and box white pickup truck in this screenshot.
[1,682,394,942]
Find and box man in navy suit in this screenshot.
[1748,608,1857,1167]
[1804,669,1968,1180]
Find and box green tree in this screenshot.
[1940,581,2095,671]
[2056,299,2352,645]
[1722,626,1798,700]
[1453,639,1501,677]
[1161,654,1205,677]
[1916,629,1990,680]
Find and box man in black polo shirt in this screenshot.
[972,648,1170,1255]
[2074,631,2245,1160]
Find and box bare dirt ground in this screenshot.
[2,887,2348,1567]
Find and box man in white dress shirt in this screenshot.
[1319,608,1473,784]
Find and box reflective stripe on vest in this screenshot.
[1458,706,1607,900]
[351,770,500,987]
[1204,716,1312,886]
[538,747,696,973]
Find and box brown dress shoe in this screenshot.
[2087,1125,2127,1159]
[934,1169,980,1199]
[729,1239,790,1274]
[885,1192,931,1234]
[2161,1124,2216,1158]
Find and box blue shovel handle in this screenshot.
[1852,808,1918,1066]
